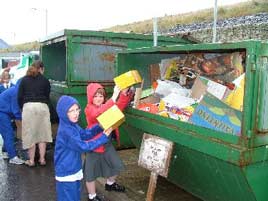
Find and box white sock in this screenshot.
[88,193,96,199]
[106,180,115,185]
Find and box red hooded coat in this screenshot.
[84,83,133,153]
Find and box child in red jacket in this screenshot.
[84,83,133,201]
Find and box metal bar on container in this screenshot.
[153,17,158,46]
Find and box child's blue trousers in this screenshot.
[56,180,81,201]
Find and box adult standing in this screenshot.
[18,60,52,167]
[0,80,25,164]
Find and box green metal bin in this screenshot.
[39,29,192,147]
[116,40,268,200]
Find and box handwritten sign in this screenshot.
[138,133,174,177]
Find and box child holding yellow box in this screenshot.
[84,83,134,201]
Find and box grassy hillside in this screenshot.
[0,41,39,53]
[1,0,267,52]
[103,0,268,33]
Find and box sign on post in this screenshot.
[138,133,174,201]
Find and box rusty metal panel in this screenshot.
[71,42,123,82]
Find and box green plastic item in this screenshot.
[116,40,268,200]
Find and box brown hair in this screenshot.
[95,88,106,98]
[26,60,44,77]
[1,70,11,81]
[0,71,10,84]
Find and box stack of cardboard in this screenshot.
[132,52,245,136]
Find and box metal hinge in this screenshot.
[250,54,257,71]
[261,57,268,70]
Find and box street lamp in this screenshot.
[212,0,218,43]
[31,8,48,37]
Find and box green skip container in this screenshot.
[39,29,192,147]
[116,40,268,200]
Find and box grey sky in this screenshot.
[1,0,248,44]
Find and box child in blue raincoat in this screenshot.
[54,95,113,201]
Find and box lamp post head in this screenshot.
[30,8,48,37]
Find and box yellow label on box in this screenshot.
[114,70,142,90]
[97,105,125,130]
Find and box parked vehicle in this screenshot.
[8,52,39,84]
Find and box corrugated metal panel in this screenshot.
[71,41,123,81]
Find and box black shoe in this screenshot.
[105,182,125,192]
[88,195,102,201]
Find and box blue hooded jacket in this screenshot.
[54,95,109,178]
[0,79,21,119]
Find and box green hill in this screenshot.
[103,0,268,33]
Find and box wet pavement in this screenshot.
[0,142,201,201]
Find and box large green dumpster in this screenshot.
[116,40,268,200]
[39,29,192,147]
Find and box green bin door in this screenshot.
[70,41,124,82]
[257,58,268,132]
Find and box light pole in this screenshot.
[153,17,158,47]
[31,8,48,37]
[212,0,218,43]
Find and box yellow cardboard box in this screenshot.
[97,105,125,130]
[114,70,142,90]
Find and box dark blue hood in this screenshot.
[56,95,79,124]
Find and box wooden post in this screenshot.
[146,172,158,201]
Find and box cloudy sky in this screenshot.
[1,0,248,44]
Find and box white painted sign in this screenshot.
[138,133,174,177]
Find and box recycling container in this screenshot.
[116,40,268,200]
[39,29,191,147]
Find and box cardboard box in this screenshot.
[114,70,142,90]
[140,95,160,104]
[199,76,229,100]
[191,76,207,100]
[189,93,242,136]
[149,64,161,84]
[97,105,125,130]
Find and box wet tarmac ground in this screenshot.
[0,142,202,201]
